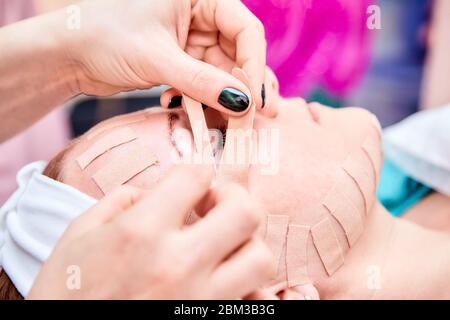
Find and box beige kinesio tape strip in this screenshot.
[264,215,289,278]
[286,224,310,287]
[218,68,256,184]
[185,211,200,225]
[182,94,214,163]
[92,141,158,194]
[323,186,364,247]
[86,112,149,140]
[342,150,374,215]
[77,127,137,170]
[311,218,344,276]
[362,136,382,187]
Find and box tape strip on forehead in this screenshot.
[86,112,149,140]
[92,141,158,194]
[264,215,289,278]
[286,224,310,287]
[182,94,214,162]
[323,185,364,247]
[77,127,137,170]
[311,218,344,276]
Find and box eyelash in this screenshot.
[219,125,227,145]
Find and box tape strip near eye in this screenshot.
[286,224,310,287]
[311,218,344,276]
[182,94,214,163]
[323,186,364,247]
[77,127,137,169]
[264,215,289,278]
[92,141,158,194]
[218,68,256,185]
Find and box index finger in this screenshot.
[212,0,267,109]
[123,164,214,230]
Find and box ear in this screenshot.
[281,284,320,300]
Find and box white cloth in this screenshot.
[0,162,96,297]
[383,105,450,196]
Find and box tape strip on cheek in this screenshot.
[264,215,289,277]
[182,94,214,161]
[342,151,374,214]
[86,112,149,140]
[311,218,344,276]
[362,136,382,187]
[286,224,310,287]
[92,142,158,194]
[323,186,364,247]
[77,127,137,169]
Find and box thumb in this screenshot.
[159,47,253,116]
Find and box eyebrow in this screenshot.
[168,112,183,158]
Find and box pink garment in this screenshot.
[243,0,374,97]
[0,0,70,204]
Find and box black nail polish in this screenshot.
[168,96,182,109]
[218,88,250,112]
[261,84,266,109]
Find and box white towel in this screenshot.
[0,161,96,297]
[384,105,450,196]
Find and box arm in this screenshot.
[420,0,450,109]
[0,11,79,142]
[0,0,268,143]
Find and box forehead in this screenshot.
[64,108,186,199]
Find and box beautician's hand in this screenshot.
[0,0,267,141]
[28,165,275,300]
[63,0,266,114]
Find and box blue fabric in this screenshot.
[377,159,432,216]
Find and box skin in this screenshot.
[403,192,450,233]
[29,167,276,299]
[0,0,268,142]
[1,0,276,299]
[58,83,450,299]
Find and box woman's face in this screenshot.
[62,95,382,284]
[64,99,381,210]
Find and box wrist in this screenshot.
[42,8,83,98]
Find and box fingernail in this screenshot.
[168,96,182,109]
[261,84,266,109]
[218,88,249,112]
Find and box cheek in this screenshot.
[326,107,381,149]
[249,122,348,222]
